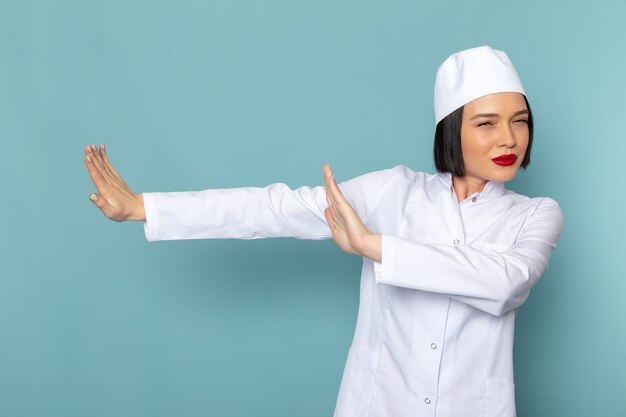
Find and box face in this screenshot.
[460,92,529,183]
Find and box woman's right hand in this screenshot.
[84,144,146,222]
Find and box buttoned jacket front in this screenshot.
[142,165,563,417]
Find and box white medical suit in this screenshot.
[142,165,564,417]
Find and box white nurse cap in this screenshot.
[434,45,525,125]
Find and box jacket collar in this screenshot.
[437,172,507,199]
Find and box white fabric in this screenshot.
[142,166,563,417]
[434,46,526,124]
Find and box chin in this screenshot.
[491,167,520,182]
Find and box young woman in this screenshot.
[84,46,563,417]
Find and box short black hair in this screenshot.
[433,95,534,177]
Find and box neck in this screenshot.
[451,175,488,203]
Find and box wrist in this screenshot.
[128,194,146,221]
[359,232,382,263]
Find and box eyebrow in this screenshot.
[469,109,529,120]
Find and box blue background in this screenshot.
[1,0,625,416]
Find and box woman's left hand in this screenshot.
[323,163,382,262]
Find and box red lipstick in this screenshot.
[491,154,518,166]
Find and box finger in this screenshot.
[330,199,343,229]
[324,207,334,229]
[323,164,343,202]
[100,144,124,183]
[86,144,113,185]
[327,171,347,206]
[325,207,343,237]
[323,164,346,221]
[98,144,120,183]
[326,190,344,230]
[84,154,110,194]
[88,192,116,218]
[323,163,335,208]
[323,162,332,180]
[325,173,343,219]
[92,144,118,183]
[323,164,342,206]
[327,174,362,236]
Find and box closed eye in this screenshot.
[477,121,493,127]
[514,119,528,124]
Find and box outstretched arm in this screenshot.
[84,144,145,222]
[84,145,402,242]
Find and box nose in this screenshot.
[498,124,516,148]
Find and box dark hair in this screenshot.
[433,95,534,177]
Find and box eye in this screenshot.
[514,119,529,124]
[477,121,493,127]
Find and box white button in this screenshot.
[472,196,477,203]
[430,343,437,349]
[453,239,460,245]
[425,398,431,405]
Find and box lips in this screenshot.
[491,154,518,166]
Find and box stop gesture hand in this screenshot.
[323,163,382,262]
[84,144,145,222]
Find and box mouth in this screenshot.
[491,154,518,167]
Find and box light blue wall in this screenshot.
[1,1,624,416]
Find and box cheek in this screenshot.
[461,133,493,157]
[515,124,530,144]
[517,132,530,154]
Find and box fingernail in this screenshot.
[86,155,92,162]
[91,144,97,152]
[89,193,98,202]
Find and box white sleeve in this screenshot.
[373,198,564,316]
[142,166,403,242]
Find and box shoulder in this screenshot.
[338,165,429,218]
[345,164,423,181]
[505,190,562,213]
[340,165,426,191]
[505,192,564,233]
[530,196,564,228]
